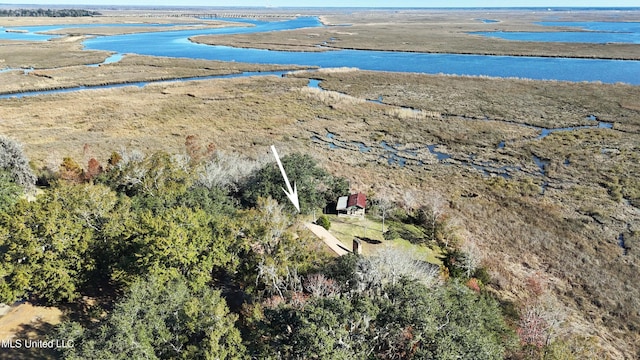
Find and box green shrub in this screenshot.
[0,170,22,211]
[316,214,331,230]
[474,266,492,285]
[55,275,246,360]
[240,153,348,214]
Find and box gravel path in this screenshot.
[305,222,351,256]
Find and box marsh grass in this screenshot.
[0,54,310,94]
[2,65,639,357]
[298,86,366,107]
[384,107,441,120]
[325,214,442,264]
[294,69,640,129]
[193,10,640,60]
[0,37,108,69]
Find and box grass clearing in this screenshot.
[324,214,443,264]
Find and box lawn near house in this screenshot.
[321,214,443,265]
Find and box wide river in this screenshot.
[3,16,639,85]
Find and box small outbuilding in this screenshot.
[336,192,367,218]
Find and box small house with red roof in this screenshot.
[336,192,367,218]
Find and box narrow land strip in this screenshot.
[192,10,640,60]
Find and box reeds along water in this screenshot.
[384,107,441,120]
[298,86,365,106]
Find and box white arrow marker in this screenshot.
[270,145,300,212]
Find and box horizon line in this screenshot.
[1,4,640,9]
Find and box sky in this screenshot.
[1,1,638,8]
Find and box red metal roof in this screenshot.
[347,192,366,209]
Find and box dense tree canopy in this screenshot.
[56,275,246,360]
[0,170,22,211]
[251,253,515,359]
[240,153,348,214]
[0,148,531,359]
[0,184,103,303]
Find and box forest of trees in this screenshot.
[0,9,101,17]
[0,135,600,359]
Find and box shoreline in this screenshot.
[3,9,638,61]
[193,9,640,60]
[189,36,640,60]
[0,54,312,95]
[0,69,310,97]
[2,62,638,99]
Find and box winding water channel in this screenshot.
[0,70,289,99]
[1,15,635,190]
[84,17,640,84]
[474,21,640,44]
[2,16,640,84]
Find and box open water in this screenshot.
[2,15,639,84]
[473,21,640,44]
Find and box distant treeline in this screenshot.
[0,9,101,17]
